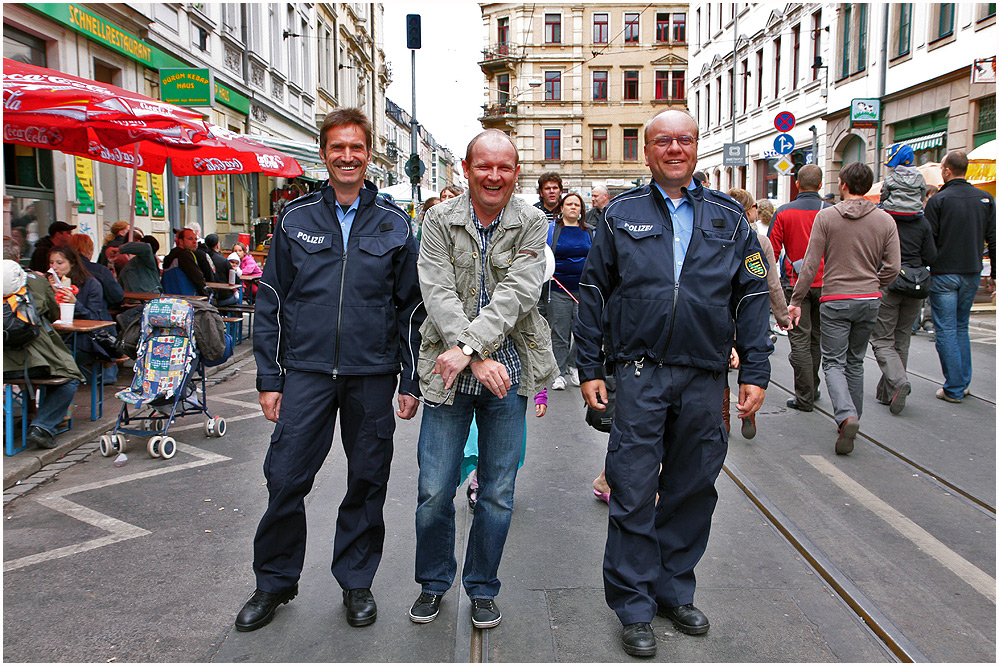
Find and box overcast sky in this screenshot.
[381,0,485,162]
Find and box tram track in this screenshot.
[768,378,996,515]
[723,460,930,663]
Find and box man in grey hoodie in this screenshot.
[789,162,900,455]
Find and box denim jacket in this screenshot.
[417,193,558,403]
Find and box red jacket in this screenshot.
[768,191,828,288]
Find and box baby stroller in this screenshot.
[99,298,227,460]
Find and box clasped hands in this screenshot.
[434,345,511,398]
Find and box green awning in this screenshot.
[244,134,325,175]
[905,131,947,151]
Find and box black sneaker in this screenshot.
[471,598,501,629]
[409,592,444,623]
[785,398,813,412]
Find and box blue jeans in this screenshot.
[930,273,979,398]
[415,386,527,599]
[32,379,79,435]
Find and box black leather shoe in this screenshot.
[657,604,710,635]
[785,398,813,412]
[343,588,377,627]
[621,622,657,657]
[470,598,501,629]
[409,591,444,623]
[235,585,298,632]
[26,425,56,449]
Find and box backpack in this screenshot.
[3,288,41,350]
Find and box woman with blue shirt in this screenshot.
[544,192,593,390]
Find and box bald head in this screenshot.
[643,109,699,143]
[465,129,519,166]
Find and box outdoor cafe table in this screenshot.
[123,292,207,303]
[53,319,116,421]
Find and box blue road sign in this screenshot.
[773,134,795,155]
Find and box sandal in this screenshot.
[593,488,610,504]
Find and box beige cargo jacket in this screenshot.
[417,193,558,403]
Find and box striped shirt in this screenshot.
[455,206,522,395]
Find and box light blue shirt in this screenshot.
[654,180,695,276]
[333,195,360,252]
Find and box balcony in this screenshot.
[479,43,525,73]
[478,102,519,130]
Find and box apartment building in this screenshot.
[688,3,996,204]
[478,3,689,197]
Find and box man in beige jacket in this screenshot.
[410,130,558,630]
[789,162,900,455]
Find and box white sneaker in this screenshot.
[568,367,580,386]
[552,376,567,390]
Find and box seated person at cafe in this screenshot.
[232,242,262,301]
[3,255,83,449]
[47,245,117,383]
[163,228,212,296]
[118,235,162,294]
[69,234,124,311]
[204,233,239,306]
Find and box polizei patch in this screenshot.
[744,252,767,278]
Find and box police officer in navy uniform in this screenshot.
[575,110,772,657]
[235,108,425,632]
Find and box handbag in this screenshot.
[584,374,616,433]
[89,329,121,358]
[888,265,931,299]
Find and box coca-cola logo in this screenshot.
[4,125,63,145]
[86,142,143,167]
[193,157,243,172]
[257,154,285,169]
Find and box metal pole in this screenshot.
[410,49,418,218]
[732,8,738,146]
[875,3,890,181]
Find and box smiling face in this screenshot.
[644,111,699,196]
[463,133,520,223]
[320,124,370,194]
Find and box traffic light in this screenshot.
[406,14,421,49]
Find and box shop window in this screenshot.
[974,96,996,147]
[592,128,608,161]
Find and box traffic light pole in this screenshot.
[410,48,420,216]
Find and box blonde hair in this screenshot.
[69,233,95,260]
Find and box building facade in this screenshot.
[688,2,996,205]
[478,3,689,199]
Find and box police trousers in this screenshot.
[252,370,397,593]
[603,363,728,625]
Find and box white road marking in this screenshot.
[208,395,263,409]
[803,455,996,603]
[4,443,231,573]
[214,387,260,397]
[167,411,264,432]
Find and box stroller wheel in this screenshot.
[147,436,162,458]
[203,417,215,438]
[153,418,165,431]
[99,435,114,457]
[114,434,127,453]
[214,417,227,437]
[159,436,177,459]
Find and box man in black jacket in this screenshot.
[236,108,425,633]
[163,229,213,296]
[575,110,771,657]
[203,233,237,305]
[924,150,996,402]
[28,221,76,272]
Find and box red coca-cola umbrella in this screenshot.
[3,59,302,178]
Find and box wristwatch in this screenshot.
[458,341,475,357]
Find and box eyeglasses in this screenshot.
[646,135,697,148]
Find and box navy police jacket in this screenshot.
[574,180,773,388]
[254,180,425,395]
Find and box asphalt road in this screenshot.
[3,329,994,662]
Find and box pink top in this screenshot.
[240,254,263,278]
[534,388,547,406]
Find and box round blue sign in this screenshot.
[774,111,796,132]
[773,134,795,155]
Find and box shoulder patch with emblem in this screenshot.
[745,252,767,278]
